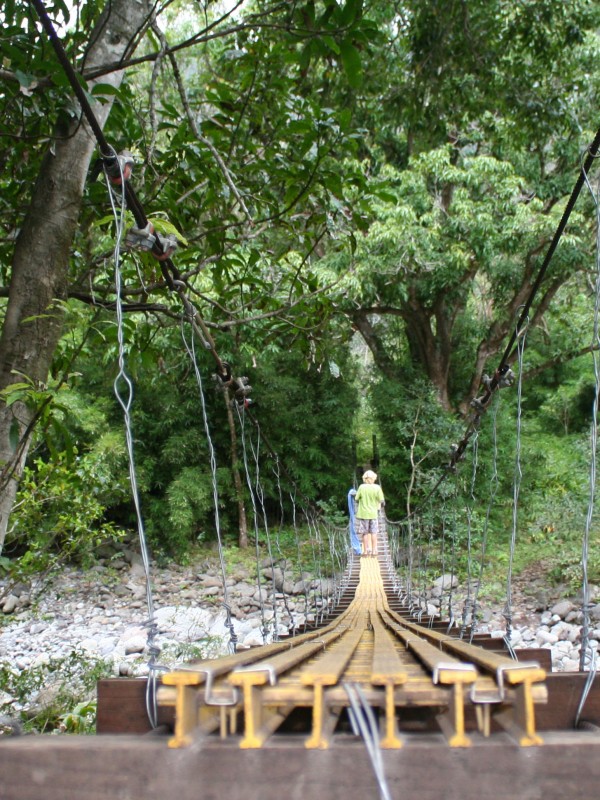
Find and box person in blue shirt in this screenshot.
[355,470,384,556]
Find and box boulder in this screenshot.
[432,574,458,591]
[550,600,575,619]
[2,595,18,614]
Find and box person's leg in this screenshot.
[358,520,370,555]
[361,523,372,555]
[371,518,379,555]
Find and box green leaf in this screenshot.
[339,40,362,88]
[339,0,363,27]
[322,35,340,55]
[91,83,120,97]
[148,217,189,246]
[14,69,34,88]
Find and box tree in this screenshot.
[318,0,600,414]
[333,148,592,413]
[0,0,376,551]
[0,0,159,551]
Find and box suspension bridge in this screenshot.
[1,5,598,798]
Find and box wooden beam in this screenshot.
[2,731,600,800]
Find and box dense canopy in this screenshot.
[0,1,598,597]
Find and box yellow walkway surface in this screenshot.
[158,552,546,749]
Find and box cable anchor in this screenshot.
[469,396,487,413]
[152,232,178,262]
[123,222,156,252]
[498,367,515,388]
[213,362,233,388]
[102,150,135,185]
[233,376,254,408]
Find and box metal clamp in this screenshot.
[124,222,156,252]
[234,663,278,686]
[470,661,541,704]
[197,667,239,707]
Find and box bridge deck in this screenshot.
[2,541,600,800]
[159,549,548,750]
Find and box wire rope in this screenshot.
[289,490,310,628]
[180,317,238,654]
[304,509,325,623]
[470,393,501,642]
[579,154,600,671]
[235,404,269,644]
[460,430,479,638]
[575,649,598,727]
[271,456,296,632]
[503,315,528,644]
[247,424,280,640]
[445,472,459,632]
[343,683,393,800]
[419,505,436,620]
[104,153,162,728]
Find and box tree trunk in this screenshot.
[0,0,154,552]
[351,312,398,381]
[223,389,248,549]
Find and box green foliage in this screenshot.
[4,448,126,581]
[2,0,600,602]
[4,406,129,579]
[0,650,113,734]
[368,375,463,516]
[59,700,97,734]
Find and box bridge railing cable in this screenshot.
[580,155,600,672]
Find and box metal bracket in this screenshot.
[197,668,239,707]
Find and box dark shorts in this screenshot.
[357,518,378,535]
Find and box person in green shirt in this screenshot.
[355,470,384,557]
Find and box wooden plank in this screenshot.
[536,672,600,730]
[2,732,600,800]
[96,679,152,734]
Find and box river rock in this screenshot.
[432,574,458,590]
[551,600,576,619]
[2,595,19,614]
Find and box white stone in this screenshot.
[551,622,574,641]
[536,630,558,645]
[432,574,458,590]
[124,637,146,655]
[79,638,100,654]
[243,630,266,647]
[551,600,576,618]
[568,626,582,643]
[2,595,18,614]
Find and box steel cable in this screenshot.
[343,683,393,800]
[180,316,238,654]
[503,315,529,644]
[579,155,600,671]
[247,425,280,640]
[104,153,163,727]
[460,431,479,638]
[470,393,501,642]
[235,405,269,644]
